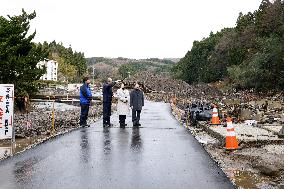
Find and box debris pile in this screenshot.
[14,102,102,138]
[136,72,284,188]
[125,71,222,103]
[129,72,284,129]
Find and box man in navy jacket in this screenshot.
[80,77,92,127]
[103,78,120,127]
[130,83,144,127]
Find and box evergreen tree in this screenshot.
[0,10,48,95]
[172,0,284,91]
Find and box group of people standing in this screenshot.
[79,77,144,128]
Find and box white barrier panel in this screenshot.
[0,84,14,139]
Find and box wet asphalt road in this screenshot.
[0,101,234,189]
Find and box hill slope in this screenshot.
[86,57,179,80]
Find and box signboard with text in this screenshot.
[0,84,14,139]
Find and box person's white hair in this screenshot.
[107,78,112,83]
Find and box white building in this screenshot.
[37,60,58,81]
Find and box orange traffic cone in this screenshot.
[225,117,239,150]
[211,105,220,125]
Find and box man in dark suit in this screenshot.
[102,78,120,127]
[130,83,144,127]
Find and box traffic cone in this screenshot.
[225,117,239,150]
[211,105,220,125]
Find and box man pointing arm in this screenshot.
[102,78,121,127]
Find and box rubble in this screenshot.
[128,72,284,125]
[264,144,284,155]
[261,125,283,135]
[170,103,284,189]
[14,102,102,138]
[252,162,279,176]
[208,123,282,143]
[125,71,222,102]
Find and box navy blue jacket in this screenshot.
[130,89,144,111]
[103,82,116,103]
[80,83,92,105]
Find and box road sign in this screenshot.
[0,84,14,140]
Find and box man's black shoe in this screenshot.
[103,123,114,127]
[103,124,110,127]
[137,123,141,126]
[120,124,127,128]
[133,123,139,127]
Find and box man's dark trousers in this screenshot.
[119,115,126,126]
[80,104,89,126]
[103,102,111,125]
[132,109,141,125]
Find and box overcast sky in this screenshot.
[0,0,262,59]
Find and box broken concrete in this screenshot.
[170,103,284,189]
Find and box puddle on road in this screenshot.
[0,136,47,160]
[234,171,264,189]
